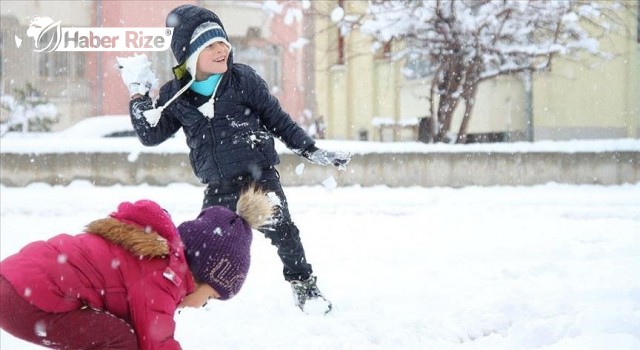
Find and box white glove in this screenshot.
[116,54,158,97]
[302,146,351,171]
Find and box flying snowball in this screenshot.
[322,176,337,192]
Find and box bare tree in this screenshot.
[333,0,633,143]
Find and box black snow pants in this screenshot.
[202,168,313,282]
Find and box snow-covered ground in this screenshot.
[1,182,639,349]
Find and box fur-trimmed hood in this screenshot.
[84,217,170,258]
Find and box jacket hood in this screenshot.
[85,218,171,258]
[166,4,230,66]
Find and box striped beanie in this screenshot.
[143,6,231,125]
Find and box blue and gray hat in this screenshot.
[142,5,232,124]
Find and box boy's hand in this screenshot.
[302,146,351,170]
[116,54,158,97]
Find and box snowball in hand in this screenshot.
[116,54,158,95]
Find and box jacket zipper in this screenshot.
[208,73,225,180]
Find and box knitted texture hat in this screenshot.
[143,5,231,125]
[185,22,230,77]
[177,186,273,300]
[166,4,228,65]
[178,207,251,300]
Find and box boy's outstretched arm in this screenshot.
[128,94,181,147]
[116,54,182,146]
[245,67,351,170]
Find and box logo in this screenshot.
[23,17,173,52]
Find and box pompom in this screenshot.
[236,185,274,230]
[198,101,214,118]
[143,107,164,127]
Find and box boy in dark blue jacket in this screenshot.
[119,4,350,314]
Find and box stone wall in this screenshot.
[1,151,637,187]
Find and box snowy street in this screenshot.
[1,182,638,349]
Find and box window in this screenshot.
[402,37,435,80]
[232,39,282,89]
[375,40,392,60]
[382,41,392,56]
[404,55,435,80]
[0,31,3,77]
[0,16,21,78]
[148,50,176,84]
[337,0,345,64]
[38,52,85,78]
[34,30,84,79]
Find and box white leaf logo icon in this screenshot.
[26,17,61,52]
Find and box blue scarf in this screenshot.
[190,74,222,96]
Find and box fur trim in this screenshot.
[85,218,169,257]
[236,185,274,230]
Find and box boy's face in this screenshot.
[195,41,230,81]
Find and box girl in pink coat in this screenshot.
[0,187,272,349]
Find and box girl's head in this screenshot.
[177,186,273,301]
[179,280,221,308]
[178,206,253,301]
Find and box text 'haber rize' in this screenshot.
[63,31,165,49]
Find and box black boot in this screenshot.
[290,275,332,315]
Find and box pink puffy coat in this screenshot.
[0,200,195,350]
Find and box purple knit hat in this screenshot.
[177,206,253,300]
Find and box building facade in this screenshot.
[309,0,639,142]
[2,1,638,142]
[1,0,308,130]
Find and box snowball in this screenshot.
[116,54,158,90]
[322,176,337,192]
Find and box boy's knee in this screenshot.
[262,221,300,246]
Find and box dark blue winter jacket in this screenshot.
[129,64,315,184]
[130,4,314,183]
[128,4,314,184]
